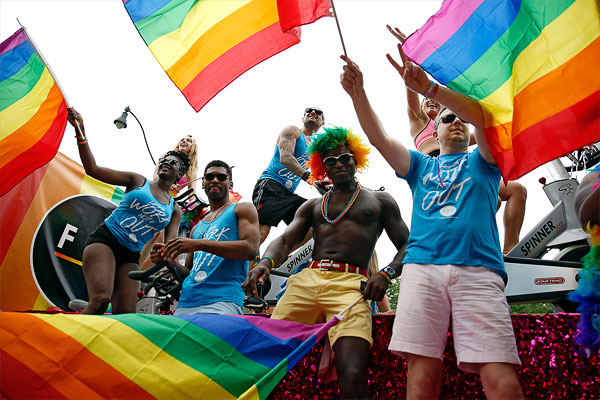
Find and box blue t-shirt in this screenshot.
[258,130,311,192]
[397,149,504,273]
[178,203,247,308]
[104,179,174,252]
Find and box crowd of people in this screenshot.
[64,27,598,399]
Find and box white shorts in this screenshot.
[174,301,243,316]
[389,263,521,373]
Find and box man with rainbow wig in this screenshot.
[244,126,409,399]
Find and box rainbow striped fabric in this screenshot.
[122,0,331,111]
[0,312,337,399]
[0,28,68,196]
[0,153,123,311]
[403,0,600,180]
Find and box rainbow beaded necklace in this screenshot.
[321,181,361,224]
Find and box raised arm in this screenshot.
[387,44,496,165]
[362,192,409,302]
[340,56,412,176]
[162,202,259,261]
[387,25,430,136]
[278,126,311,180]
[67,108,144,188]
[243,199,314,296]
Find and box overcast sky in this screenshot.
[1,0,581,265]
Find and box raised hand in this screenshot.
[386,43,430,95]
[67,107,85,137]
[340,55,364,98]
[386,25,407,44]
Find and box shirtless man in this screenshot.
[245,126,409,399]
[252,107,325,245]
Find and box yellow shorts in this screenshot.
[271,268,372,346]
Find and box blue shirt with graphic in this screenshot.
[178,203,247,308]
[104,179,174,252]
[397,149,504,273]
[259,129,311,192]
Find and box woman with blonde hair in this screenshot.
[154,135,199,194]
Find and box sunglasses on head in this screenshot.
[323,153,354,167]
[158,157,179,166]
[305,108,323,116]
[203,173,229,182]
[440,113,468,125]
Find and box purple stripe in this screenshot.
[0,29,27,56]
[232,315,338,342]
[403,0,484,64]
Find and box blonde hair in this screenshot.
[174,135,198,181]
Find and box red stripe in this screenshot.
[277,0,332,32]
[0,99,67,196]
[182,22,299,111]
[0,349,67,399]
[0,162,49,265]
[492,91,600,180]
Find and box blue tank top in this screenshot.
[258,130,312,192]
[178,203,248,308]
[104,180,174,252]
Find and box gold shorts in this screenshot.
[271,268,372,346]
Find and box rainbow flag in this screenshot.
[0,28,68,196]
[122,0,331,111]
[403,0,600,180]
[0,153,123,311]
[0,312,338,399]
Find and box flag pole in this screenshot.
[16,19,85,139]
[335,295,364,320]
[329,0,348,58]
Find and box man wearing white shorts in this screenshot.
[340,43,523,398]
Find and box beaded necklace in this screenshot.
[200,202,230,239]
[435,154,467,189]
[321,182,361,224]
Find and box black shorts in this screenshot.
[252,179,307,226]
[85,223,141,265]
[427,149,440,157]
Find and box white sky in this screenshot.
[1,0,583,265]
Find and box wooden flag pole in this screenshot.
[17,19,85,139]
[335,295,364,320]
[329,0,348,58]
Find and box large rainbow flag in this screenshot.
[0,312,338,399]
[0,28,68,196]
[122,0,331,111]
[403,0,600,180]
[0,152,123,311]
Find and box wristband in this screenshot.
[301,170,311,181]
[424,80,438,98]
[77,140,88,145]
[379,270,392,282]
[260,256,275,269]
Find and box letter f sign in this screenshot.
[58,223,78,249]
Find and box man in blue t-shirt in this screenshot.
[158,160,260,315]
[252,107,326,245]
[340,45,524,399]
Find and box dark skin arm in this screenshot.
[574,170,600,228]
[67,108,144,190]
[242,199,315,296]
[362,191,409,302]
[161,202,260,260]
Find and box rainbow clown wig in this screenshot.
[306,126,370,183]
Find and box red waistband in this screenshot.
[308,260,368,278]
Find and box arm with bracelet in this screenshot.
[243,199,315,296]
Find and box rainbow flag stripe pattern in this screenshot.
[123,0,331,112]
[403,0,600,180]
[0,28,68,196]
[0,153,123,311]
[0,312,337,399]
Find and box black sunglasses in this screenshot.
[305,108,323,116]
[203,173,229,182]
[323,153,354,167]
[158,157,179,166]
[440,113,468,125]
